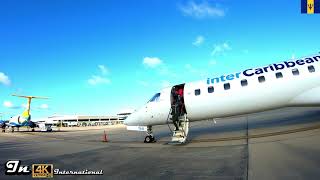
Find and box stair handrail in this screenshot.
[166,107,174,133]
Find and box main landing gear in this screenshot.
[10,127,21,132]
[144,126,156,143]
[1,124,5,133]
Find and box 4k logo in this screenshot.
[5,160,31,175]
[32,164,53,178]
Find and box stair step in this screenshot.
[172,136,185,141]
[167,141,185,145]
[169,116,189,144]
[173,131,184,135]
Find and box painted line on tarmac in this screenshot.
[190,124,320,143]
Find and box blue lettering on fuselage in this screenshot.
[207,55,320,85]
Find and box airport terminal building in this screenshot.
[38,111,133,127]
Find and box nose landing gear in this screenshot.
[144,135,155,143]
[144,126,156,143]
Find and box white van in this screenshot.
[38,123,53,132]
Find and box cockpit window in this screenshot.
[148,93,161,102]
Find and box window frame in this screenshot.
[292,68,299,76]
[275,72,283,79]
[195,89,201,96]
[240,79,248,87]
[258,76,266,83]
[308,65,315,73]
[224,83,231,90]
[148,93,161,102]
[208,86,214,93]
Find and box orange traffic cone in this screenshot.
[102,130,108,142]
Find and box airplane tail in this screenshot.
[10,94,48,127]
[21,109,31,122]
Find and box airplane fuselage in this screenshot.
[8,115,32,127]
[125,54,320,126]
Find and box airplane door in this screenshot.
[170,84,186,115]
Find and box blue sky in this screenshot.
[0,0,319,119]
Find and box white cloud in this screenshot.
[211,42,231,56]
[193,35,205,46]
[179,1,225,19]
[141,57,178,79]
[3,101,13,108]
[40,104,49,109]
[0,72,11,86]
[98,65,109,75]
[143,57,162,68]
[88,75,111,85]
[3,101,27,109]
[88,65,111,86]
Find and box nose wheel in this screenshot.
[144,126,156,143]
[144,135,155,143]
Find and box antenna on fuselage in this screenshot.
[11,94,49,115]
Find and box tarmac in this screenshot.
[1,107,320,180]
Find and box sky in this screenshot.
[0,0,319,119]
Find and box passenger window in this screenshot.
[208,86,214,93]
[258,76,265,83]
[195,89,201,96]
[241,79,248,87]
[292,68,299,76]
[308,65,315,73]
[275,72,283,79]
[224,83,230,90]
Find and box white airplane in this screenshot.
[1,94,49,132]
[124,53,320,144]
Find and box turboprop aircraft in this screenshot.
[1,94,49,132]
[124,53,320,144]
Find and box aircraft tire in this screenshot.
[144,135,156,143]
[144,136,152,143]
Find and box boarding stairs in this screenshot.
[169,113,189,144]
